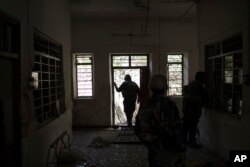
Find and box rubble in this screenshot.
[88,136,111,149]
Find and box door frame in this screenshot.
[110,53,149,126]
[0,12,21,166]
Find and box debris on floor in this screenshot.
[58,148,97,167]
[114,127,141,144]
[88,136,111,149]
[72,129,223,167]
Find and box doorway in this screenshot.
[0,12,21,166]
[113,69,140,126]
[111,54,149,126]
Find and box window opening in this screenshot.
[112,56,129,67]
[112,54,148,68]
[75,54,93,98]
[166,54,183,96]
[205,34,243,116]
[131,55,148,67]
[32,29,65,125]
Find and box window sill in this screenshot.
[74,97,94,100]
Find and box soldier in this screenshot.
[135,75,186,167]
[182,71,207,148]
[114,74,141,127]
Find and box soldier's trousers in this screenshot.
[183,116,199,144]
[123,98,136,126]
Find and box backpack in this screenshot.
[134,97,185,151]
[134,98,171,145]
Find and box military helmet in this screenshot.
[124,74,131,81]
[149,74,168,90]
[195,71,207,82]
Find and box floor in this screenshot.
[59,127,225,167]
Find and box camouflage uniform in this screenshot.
[136,95,186,167]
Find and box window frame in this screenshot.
[74,53,94,99]
[166,54,184,96]
[205,33,243,117]
[32,29,65,126]
[111,54,149,68]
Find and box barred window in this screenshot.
[75,53,93,98]
[131,55,148,67]
[112,54,148,67]
[112,56,129,67]
[32,29,65,125]
[166,54,183,96]
[205,34,243,117]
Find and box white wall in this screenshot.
[72,18,199,126]
[197,0,250,160]
[0,0,72,166]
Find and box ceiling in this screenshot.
[71,0,197,20]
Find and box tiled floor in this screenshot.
[61,128,225,167]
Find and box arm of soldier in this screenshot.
[114,82,125,92]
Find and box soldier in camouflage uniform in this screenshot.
[114,74,141,127]
[182,71,207,148]
[135,75,186,167]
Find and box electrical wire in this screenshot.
[178,1,196,21]
[142,0,150,33]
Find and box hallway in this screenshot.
[1,0,250,166]
[57,128,225,167]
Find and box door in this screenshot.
[0,12,21,166]
[113,68,141,126]
[0,56,21,166]
[111,54,149,126]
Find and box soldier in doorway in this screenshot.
[114,74,141,127]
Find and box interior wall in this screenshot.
[72,18,199,126]
[0,0,72,167]
[197,0,250,160]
